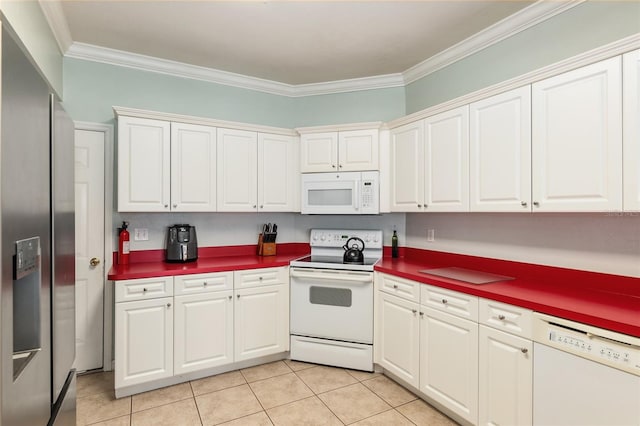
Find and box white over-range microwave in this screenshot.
[301,171,379,214]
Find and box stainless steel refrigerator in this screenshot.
[0,25,76,426]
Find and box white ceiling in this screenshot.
[57,1,538,86]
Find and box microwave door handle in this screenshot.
[354,182,360,211]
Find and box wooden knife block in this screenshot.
[257,233,276,256]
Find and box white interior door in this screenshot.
[75,129,105,372]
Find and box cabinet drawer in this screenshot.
[376,273,421,303]
[234,266,288,289]
[421,285,478,321]
[115,276,173,303]
[174,271,233,295]
[479,298,532,338]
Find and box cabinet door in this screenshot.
[338,129,379,171]
[420,308,478,424]
[624,49,640,212]
[170,122,217,212]
[115,297,173,389]
[235,285,288,361]
[300,132,338,172]
[532,57,622,212]
[174,291,234,375]
[470,87,532,212]
[479,326,532,426]
[424,106,469,212]
[376,292,420,387]
[216,128,258,211]
[117,116,170,212]
[390,121,424,212]
[258,134,298,212]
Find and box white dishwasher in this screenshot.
[533,313,640,426]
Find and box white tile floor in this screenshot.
[76,360,459,426]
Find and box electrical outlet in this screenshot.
[427,229,435,242]
[134,228,149,241]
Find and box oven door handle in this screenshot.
[290,270,372,283]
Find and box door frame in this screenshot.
[74,121,114,371]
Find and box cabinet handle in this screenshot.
[392,284,398,289]
[332,164,336,168]
[533,201,540,207]
[521,348,528,354]
[253,205,257,208]
[424,204,428,208]
[166,303,171,308]
[203,282,208,286]
[441,299,448,304]
[259,276,263,281]
[521,201,528,207]
[142,288,147,292]
[173,204,177,208]
[260,205,263,209]
[339,164,343,168]
[237,294,240,299]
[498,314,506,320]
[228,295,232,300]
[419,312,424,318]
[412,309,417,315]
[417,204,422,208]
[164,204,168,208]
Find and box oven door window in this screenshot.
[310,286,352,307]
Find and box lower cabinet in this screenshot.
[420,308,479,424]
[114,266,289,394]
[235,284,289,362]
[375,273,533,426]
[115,296,174,388]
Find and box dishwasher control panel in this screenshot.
[533,312,640,376]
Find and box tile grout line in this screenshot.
[188,381,205,426]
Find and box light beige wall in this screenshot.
[0,0,63,95]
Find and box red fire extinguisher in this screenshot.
[118,221,130,265]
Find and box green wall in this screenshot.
[63,58,405,128]
[405,1,640,114]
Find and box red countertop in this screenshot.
[107,243,309,280]
[375,248,640,338]
[109,244,639,337]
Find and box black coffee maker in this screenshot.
[166,224,198,262]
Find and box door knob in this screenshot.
[90,257,100,267]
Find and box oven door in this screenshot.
[290,267,373,344]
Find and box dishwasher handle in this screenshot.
[290,269,372,284]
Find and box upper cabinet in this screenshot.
[258,133,299,212]
[623,49,640,212]
[216,128,258,212]
[171,123,217,212]
[300,128,379,172]
[424,106,469,212]
[532,57,622,212]
[390,121,424,212]
[470,87,531,212]
[118,116,171,212]
[116,109,300,213]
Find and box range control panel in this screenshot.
[310,229,383,249]
[534,313,640,377]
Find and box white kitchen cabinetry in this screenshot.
[300,129,379,172]
[624,49,640,212]
[389,121,424,212]
[478,299,532,426]
[117,116,171,212]
[170,122,217,211]
[532,56,622,212]
[258,133,299,211]
[114,277,174,389]
[217,128,258,212]
[420,306,478,424]
[376,291,420,387]
[424,106,470,212]
[234,267,289,362]
[470,86,532,212]
[174,272,234,375]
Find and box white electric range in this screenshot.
[289,229,383,372]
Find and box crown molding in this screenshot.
[295,121,384,134]
[38,0,72,54]
[62,0,584,97]
[403,0,585,85]
[388,33,640,129]
[112,106,298,136]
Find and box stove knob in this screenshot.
[320,234,326,241]
[313,234,319,241]
[366,236,371,243]
[374,235,380,242]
